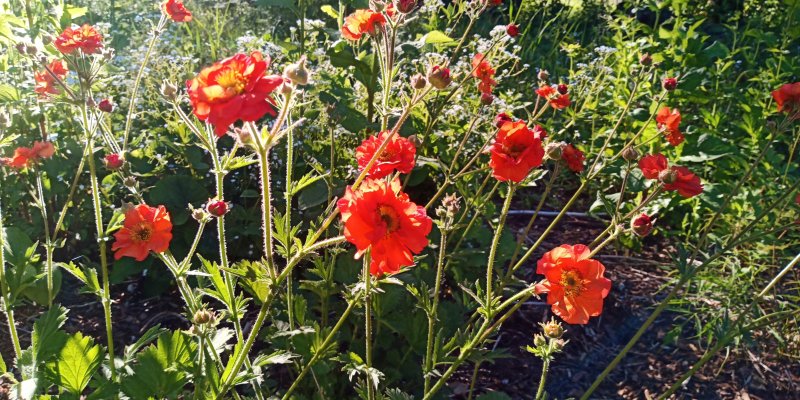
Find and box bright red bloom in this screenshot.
[536,85,570,109]
[472,53,497,95]
[561,144,584,173]
[161,0,192,22]
[638,153,703,198]
[772,82,800,118]
[1,141,55,169]
[488,121,545,182]
[341,9,386,41]
[112,204,173,261]
[356,131,416,179]
[337,178,432,276]
[104,153,124,170]
[34,60,68,96]
[631,213,653,237]
[54,24,104,55]
[656,107,684,146]
[187,51,283,136]
[98,98,115,113]
[535,244,611,325]
[506,24,519,37]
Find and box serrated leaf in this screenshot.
[52,332,104,394]
[421,30,454,45]
[121,331,195,399]
[253,350,298,366]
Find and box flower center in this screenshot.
[378,205,400,233]
[216,68,247,94]
[559,270,584,297]
[506,144,526,158]
[378,148,396,161]
[132,223,153,243]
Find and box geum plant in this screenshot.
[0,0,798,399]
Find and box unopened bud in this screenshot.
[427,65,452,89]
[86,97,96,108]
[191,206,209,222]
[639,53,652,66]
[621,146,640,162]
[161,81,178,100]
[557,83,568,95]
[658,167,677,184]
[25,43,38,55]
[15,42,26,55]
[123,176,137,188]
[480,92,494,105]
[394,0,417,13]
[537,69,549,82]
[280,79,294,96]
[506,23,520,38]
[283,55,309,86]
[631,213,653,237]
[542,318,564,339]
[545,141,566,160]
[495,112,512,128]
[411,73,427,89]
[407,134,422,148]
[104,153,124,170]
[662,77,678,91]
[442,193,460,215]
[41,33,55,46]
[193,309,215,325]
[206,199,229,217]
[533,334,547,347]
[98,98,115,113]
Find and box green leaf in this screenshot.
[53,332,104,394]
[33,306,69,362]
[0,84,20,102]
[147,175,209,225]
[0,351,6,374]
[421,30,454,45]
[320,4,338,19]
[122,331,195,399]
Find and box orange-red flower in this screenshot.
[337,178,432,276]
[772,82,800,119]
[187,51,284,136]
[488,120,545,182]
[54,24,104,55]
[561,144,584,173]
[472,53,497,95]
[356,131,416,179]
[656,107,684,146]
[535,244,611,325]
[112,204,173,261]
[34,60,68,96]
[638,153,703,198]
[341,9,386,41]
[536,85,570,109]
[1,141,55,169]
[161,0,192,22]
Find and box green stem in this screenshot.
[424,227,448,393]
[364,254,375,400]
[285,122,295,329]
[0,199,22,359]
[535,359,550,400]
[35,173,53,307]
[486,184,515,310]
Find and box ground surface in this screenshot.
[1,214,798,400]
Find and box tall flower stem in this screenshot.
[285,122,296,329]
[0,198,22,358]
[34,173,54,306]
[485,184,515,309]
[363,253,376,400]
[535,358,550,400]
[122,15,167,151]
[506,165,559,270]
[83,105,117,381]
[423,226,448,393]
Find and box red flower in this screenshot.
[98,98,115,113]
[112,204,173,261]
[772,82,800,118]
[356,131,416,179]
[1,141,55,169]
[427,65,451,89]
[656,107,684,146]
[488,121,545,182]
[495,112,512,128]
[561,144,584,173]
[662,77,678,91]
[54,24,104,55]
[536,85,570,109]
[337,178,432,276]
[206,199,229,217]
[506,24,519,37]
[187,51,283,136]
[34,60,68,96]
[161,0,192,22]
[472,53,497,95]
[535,244,611,325]
[341,9,386,41]
[631,213,653,237]
[638,153,703,198]
[104,153,124,170]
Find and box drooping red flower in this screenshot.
[638,153,703,198]
[536,85,570,109]
[337,178,432,276]
[54,24,104,55]
[472,53,497,95]
[662,77,678,91]
[104,153,124,170]
[206,199,229,217]
[34,60,68,96]
[488,120,545,182]
[506,24,520,37]
[428,65,451,89]
[1,141,55,169]
[356,131,416,179]
[631,213,653,237]
[187,51,284,136]
[534,244,611,325]
[341,9,386,41]
[656,107,684,146]
[112,204,173,261]
[161,0,192,22]
[561,144,585,173]
[771,82,800,118]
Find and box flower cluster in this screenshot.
[656,107,684,146]
[54,24,104,55]
[34,60,68,96]
[639,153,703,198]
[1,141,55,169]
[341,9,386,41]
[536,84,570,109]
[472,53,497,97]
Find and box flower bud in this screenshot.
[557,83,568,95]
[631,213,653,237]
[407,134,422,148]
[658,167,677,184]
[102,48,115,61]
[41,33,55,46]
[621,146,640,162]
[193,309,215,325]
[411,73,427,89]
[25,43,38,55]
[283,55,309,86]
[441,193,461,216]
[98,98,115,113]
[86,97,96,108]
[662,77,678,91]
[123,176,137,188]
[537,69,549,82]
[427,65,452,89]
[542,318,564,339]
[545,141,566,160]
[394,0,417,13]
[280,79,294,96]
[495,112,512,128]
[206,199,229,217]
[15,42,26,54]
[639,53,652,66]
[104,153,124,170]
[480,92,494,105]
[533,334,547,347]
[506,23,520,37]
[161,81,178,101]
[552,338,566,351]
